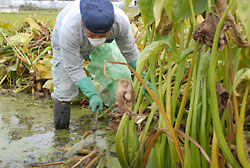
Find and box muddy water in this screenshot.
[0,92,120,168]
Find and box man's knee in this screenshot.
[52,82,79,102]
[52,66,79,102]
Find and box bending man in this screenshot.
[51,0,139,129]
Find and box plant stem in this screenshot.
[142,26,149,49]
[0,74,7,85]
[185,22,193,49]
[166,53,172,123]
[13,84,29,93]
[108,61,184,166]
[224,45,229,89]
[128,120,139,166]
[200,78,209,168]
[115,115,130,167]
[32,46,51,64]
[211,132,219,168]
[236,84,250,168]
[188,0,196,30]
[226,36,239,124]
[207,0,211,16]
[184,42,198,168]
[175,38,200,129]
[208,0,240,167]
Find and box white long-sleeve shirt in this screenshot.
[52,1,139,83]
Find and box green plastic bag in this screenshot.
[86,42,131,107]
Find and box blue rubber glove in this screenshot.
[128,60,153,93]
[76,77,103,114]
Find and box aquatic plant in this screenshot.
[115,0,250,167]
[0,18,53,95]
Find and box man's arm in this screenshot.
[59,28,87,84]
[115,10,140,64]
[59,28,103,113]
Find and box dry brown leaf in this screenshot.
[38,22,50,39]
[106,113,121,132]
[215,0,250,47]
[216,82,229,113]
[106,111,123,132]
[193,12,228,51]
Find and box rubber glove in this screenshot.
[128,60,153,92]
[128,59,137,71]
[76,77,103,114]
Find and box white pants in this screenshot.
[51,48,79,102]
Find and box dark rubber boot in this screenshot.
[53,98,71,130]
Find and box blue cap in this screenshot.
[80,0,114,34]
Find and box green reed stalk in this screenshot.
[236,84,250,168]
[149,56,159,99]
[152,54,165,168]
[175,39,200,129]
[166,53,172,123]
[191,52,207,168]
[171,24,185,123]
[208,0,241,167]
[207,0,211,16]
[200,78,209,168]
[184,44,198,168]
[115,115,130,167]
[142,26,149,50]
[171,60,185,119]
[128,119,139,167]
[159,53,164,106]
[211,132,219,168]
[166,51,179,167]
[188,0,196,30]
[224,46,229,89]
[185,23,193,49]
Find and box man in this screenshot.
[51,0,139,130]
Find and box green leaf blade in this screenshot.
[138,0,155,26]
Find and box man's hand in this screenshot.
[76,77,103,114]
[89,95,103,114]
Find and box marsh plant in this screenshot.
[116,0,250,167]
[0,0,250,167]
[0,18,53,94]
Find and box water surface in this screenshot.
[0,92,119,167]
